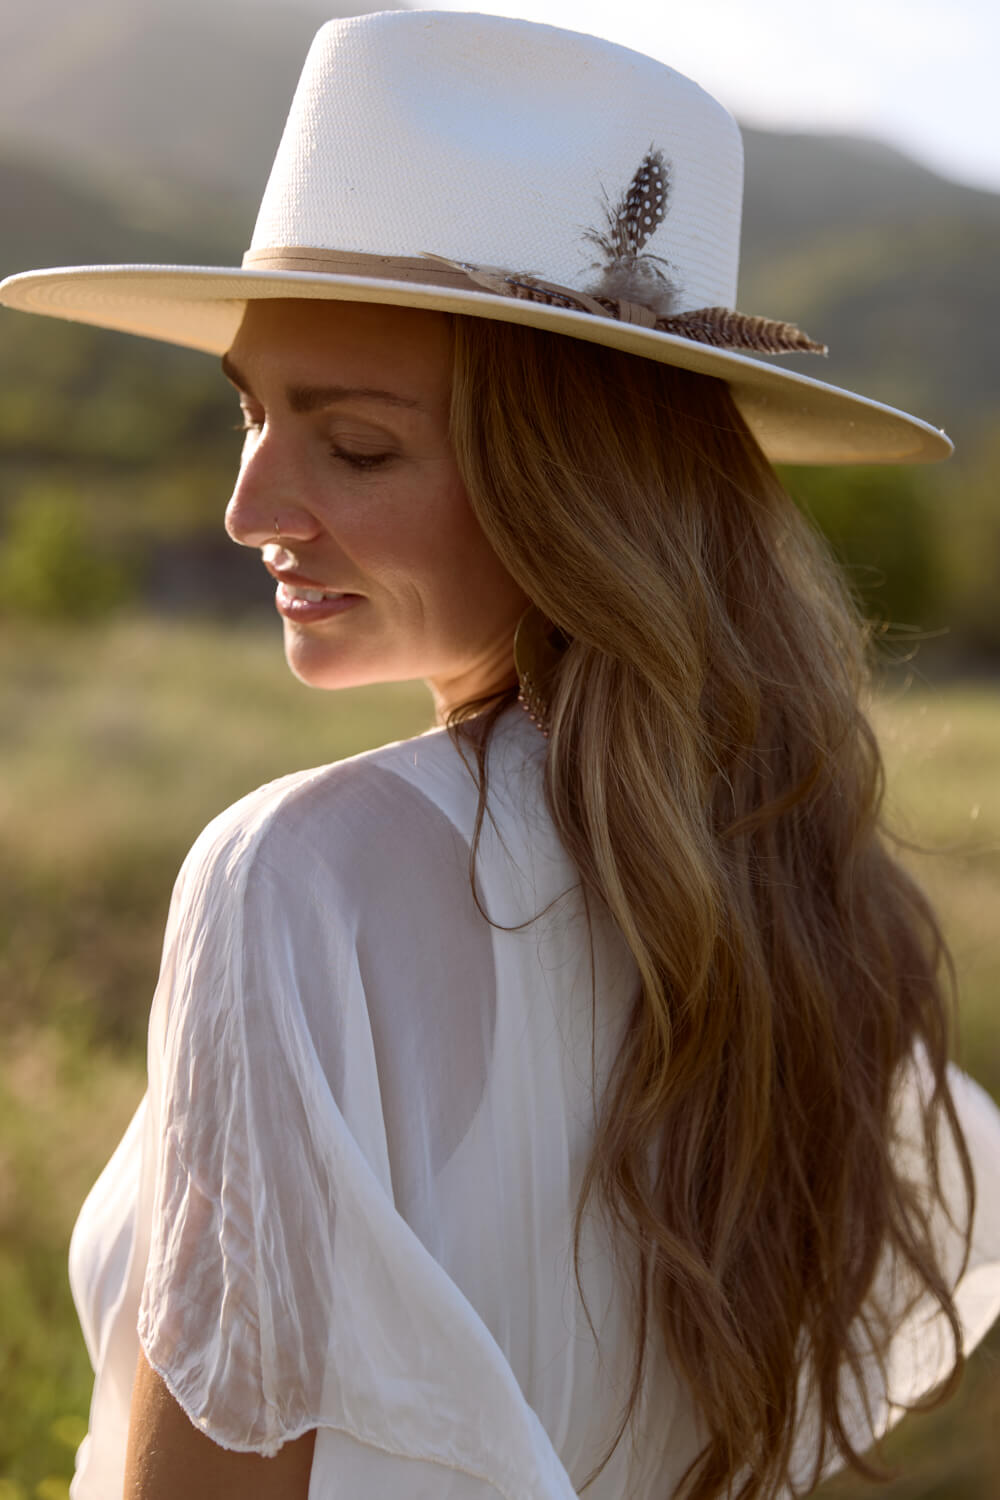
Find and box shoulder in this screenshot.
[173,719,506,906]
[163,707,550,955]
[152,727,479,1033]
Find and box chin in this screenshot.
[281,623,406,694]
[283,645,365,693]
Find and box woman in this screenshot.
[3,12,999,1500]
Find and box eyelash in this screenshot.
[331,445,391,472]
[234,420,390,472]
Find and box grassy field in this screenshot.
[1,616,998,1498]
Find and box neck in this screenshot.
[427,658,518,725]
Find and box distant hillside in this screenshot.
[0,154,242,278]
[0,0,395,199]
[740,129,1000,448]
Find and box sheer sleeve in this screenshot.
[788,1049,1000,1490]
[872,1056,1000,1407]
[135,767,578,1498]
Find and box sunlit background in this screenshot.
[0,4,998,1497]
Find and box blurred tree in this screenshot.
[0,487,136,619]
[781,463,946,635]
[936,420,1000,661]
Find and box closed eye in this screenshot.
[331,446,392,472]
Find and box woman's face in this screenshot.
[223,299,528,715]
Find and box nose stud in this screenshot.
[273,516,281,538]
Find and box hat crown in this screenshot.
[250,10,744,313]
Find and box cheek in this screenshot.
[421,495,512,606]
[426,508,526,643]
[330,468,519,625]
[354,474,486,581]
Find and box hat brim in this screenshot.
[0,262,952,466]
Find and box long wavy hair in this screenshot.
[443,315,973,1500]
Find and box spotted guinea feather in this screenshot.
[619,150,669,257]
[585,148,670,265]
[584,148,678,314]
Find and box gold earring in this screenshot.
[513,605,568,738]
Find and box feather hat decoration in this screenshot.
[0,11,951,464]
[429,148,826,354]
[583,148,680,318]
[584,150,825,353]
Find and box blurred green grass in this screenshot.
[0,616,997,1496]
[870,686,1000,1096]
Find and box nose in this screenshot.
[224,429,322,548]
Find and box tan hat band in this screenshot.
[241,246,478,290]
[240,245,668,324]
[239,245,826,356]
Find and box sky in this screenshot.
[422,0,1000,194]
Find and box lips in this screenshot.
[261,542,359,601]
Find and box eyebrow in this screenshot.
[221,353,421,411]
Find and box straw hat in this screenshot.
[0,9,951,465]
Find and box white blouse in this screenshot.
[68,705,1000,1499]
